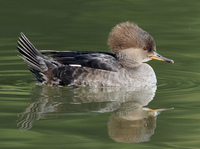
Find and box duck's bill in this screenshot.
[150,51,174,63]
[151,107,174,117]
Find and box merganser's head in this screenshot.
[108,22,174,67]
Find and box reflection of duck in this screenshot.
[108,101,173,143]
[17,22,173,87]
[17,86,156,131]
[17,85,173,143]
[17,86,173,143]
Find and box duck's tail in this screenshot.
[17,33,61,83]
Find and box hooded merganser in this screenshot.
[17,22,174,87]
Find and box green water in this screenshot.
[1,0,200,148]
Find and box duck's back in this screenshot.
[18,33,125,86]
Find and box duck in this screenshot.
[17,21,174,87]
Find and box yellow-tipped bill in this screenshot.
[150,51,174,63]
[151,107,174,117]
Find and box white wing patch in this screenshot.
[69,64,82,67]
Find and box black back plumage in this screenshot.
[41,50,120,72]
[17,33,120,85]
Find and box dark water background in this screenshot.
[1,0,200,148]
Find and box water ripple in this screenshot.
[157,69,200,94]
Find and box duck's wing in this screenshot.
[41,50,120,72]
[17,33,121,86]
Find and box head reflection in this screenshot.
[108,101,173,143]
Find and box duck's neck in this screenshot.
[116,48,143,68]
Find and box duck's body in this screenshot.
[17,22,173,87]
[46,55,156,87]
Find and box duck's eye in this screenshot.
[143,47,148,50]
